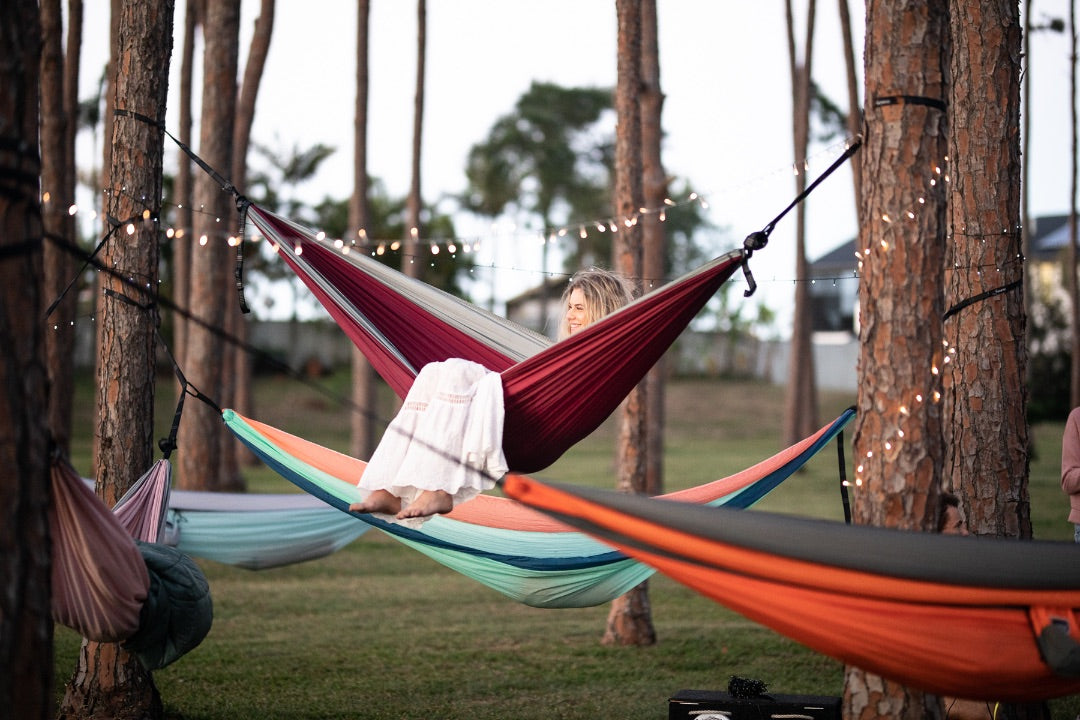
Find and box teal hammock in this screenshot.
[222,407,853,608]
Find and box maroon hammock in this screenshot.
[247,205,748,473]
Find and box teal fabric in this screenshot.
[222,409,851,608]
[167,505,368,570]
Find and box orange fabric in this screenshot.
[502,474,1080,702]
[239,412,839,533]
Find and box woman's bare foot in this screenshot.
[397,490,453,519]
[349,489,401,515]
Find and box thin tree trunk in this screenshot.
[946,8,1042,718]
[178,0,240,491]
[173,0,197,375]
[604,0,655,647]
[91,0,121,477]
[403,0,425,280]
[837,0,862,212]
[782,0,820,448]
[60,2,174,717]
[1022,0,1034,354]
[944,0,1028,538]
[640,0,666,497]
[41,0,78,454]
[350,0,377,459]
[228,0,274,473]
[1070,0,1080,409]
[843,1,949,716]
[0,3,52,715]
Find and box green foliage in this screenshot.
[463,81,615,224]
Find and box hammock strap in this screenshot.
[942,279,1023,323]
[740,138,863,297]
[116,109,252,314]
[155,324,222,459]
[44,214,126,319]
[837,422,851,524]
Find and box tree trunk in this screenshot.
[837,0,863,213]
[403,0,425,280]
[172,0,197,375]
[41,0,78,455]
[640,0,666,497]
[843,1,949,716]
[1070,0,1080,410]
[1021,0,1034,354]
[178,0,240,491]
[944,0,1028,538]
[350,0,377,459]
[604,0,655,647]
[60,2,174,718]
[782,0,820,447]
[946,8,1043,718]
[0,3,52,716]
[225,0,273,475]
[90,0,121,475]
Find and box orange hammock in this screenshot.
[502,474,1080,702]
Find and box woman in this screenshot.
[350,267,635,524]
[558,267,635,340]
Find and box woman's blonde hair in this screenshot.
[557,267,636,340]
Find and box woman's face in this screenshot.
[565,287,589,335]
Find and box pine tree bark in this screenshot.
[403,0,425,280]
[844,1,949,716]
[178,0,239,491]
[60,2,174,718]
[228,0,274,472]
[172,0,197,374]
[41,0,78,455]
[0,2,52,716]
[640,0,667,497]
[604,0,655,647]
[350,0,377,459]
[946,7,1044,717]
[782,0,820,447]
[944,0,1028,539]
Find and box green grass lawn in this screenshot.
[55,371,1080,718]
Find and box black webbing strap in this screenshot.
[837,423,852,524]
[0,238,42,261]
[873,95,947,112]
[155,326,221,460]
[740,138,863,297]
[44,216,126,319]
[942,278,1023,323]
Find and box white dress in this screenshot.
[357,358,508,526]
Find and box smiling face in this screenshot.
[565,287,589,335]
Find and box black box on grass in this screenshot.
[668,689,841,720]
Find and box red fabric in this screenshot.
[252,208,514,397]
[500,256,744,471]
[249,205,745,473]
[502,474,1080,702]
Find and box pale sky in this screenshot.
[76,2,1076,331]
